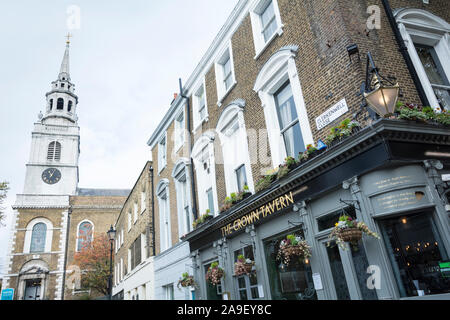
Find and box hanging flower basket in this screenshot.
[276,234,312,266]
[234,255,255,276]
[328,215,380,250]
[205,262,224,286]
[338,228,362,243]
[177,273,197,289]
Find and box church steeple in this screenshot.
[58,37,71,81]
[42,35,78,124]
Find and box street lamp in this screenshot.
[362,52,400,118]
[107,225,116,300]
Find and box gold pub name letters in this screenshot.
[221,192,294,237]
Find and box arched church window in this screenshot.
[68,101,73,112]
[77,221,93,251]
[30,223,47,253]
[57,98,64,110]
[47,141,61,161]
[49,99,53,111]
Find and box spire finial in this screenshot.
[65,33,72,46]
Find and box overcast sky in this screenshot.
[0,0,239,275]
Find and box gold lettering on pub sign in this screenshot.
[374,176,412,190]
[220,192,294,237]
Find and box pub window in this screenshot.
[317,207,356,232]
[274,81,305,158]
[235,164,248,193]
[263,229,317,300]
[414,44,450,111]
[234,246,259,300]
[379,211,450,297]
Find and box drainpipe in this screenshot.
[61,205,72,300]
[380,0,430,107]
[149,165,156,257]
[179,78,199,221]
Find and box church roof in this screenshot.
[76,188,130,197]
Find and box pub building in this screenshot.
[183,117,450,300]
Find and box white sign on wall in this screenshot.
[441,174,450,182]
[315,98,349,130]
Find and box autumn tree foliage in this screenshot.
[73,233,112,296]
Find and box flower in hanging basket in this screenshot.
[327,215,380,250]
[276,234,312,266]
[177,272,197,289]
[205,262,224,286]
[234,254,255,276]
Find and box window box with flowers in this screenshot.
[219,185,252,213]
[192,210,213,229]
[234,254,255,276]
[205,261,224,286]
[325,119,361,148]
[395,102,450,126]
[327,215,380,250]
[177,272,197,289]
[276,234,312,266]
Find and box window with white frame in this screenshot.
[253,46,314,167]
[141,233,147,261]
[158,135,167,172]
[157,182,171,252]
[215,44,236,105]
[193,82,208,130]
[133,201,138,223]
[174,110,185,151]
[141,188,146,213]
[274,81,305,158]
[206,188,214,214]
[192,138,218,216]
[250,0,283,58]
[24,218,53,254]
[395,9,450,111]
[174,165,192,236]
[128,210,132,231]
[216,103,255,195]
[164,284,174,300]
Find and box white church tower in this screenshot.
[3,38,81,300]
[21,37,80,198]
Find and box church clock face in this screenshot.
[41,168,62,185]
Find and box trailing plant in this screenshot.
[205,262,224,286]
[276,234,312,266]
[325,118,361,145]
[193,210,213,229]
[255,169,278,193]
[177,272,197,289]
[276,164,290,180]
[234,254,255,276]
[220,187,252,213]
[327,215,380,250]
[395,102,450,125]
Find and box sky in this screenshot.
[0,0,239,276]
